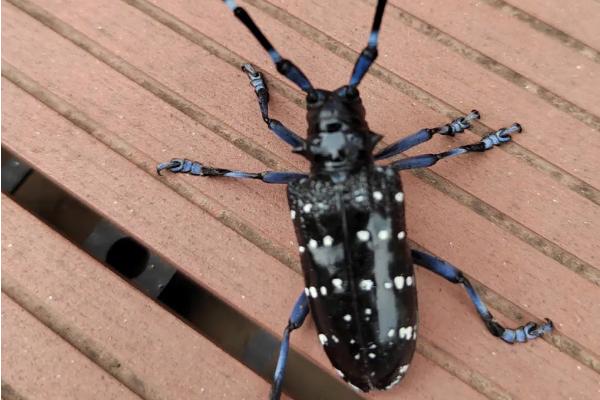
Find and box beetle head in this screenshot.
[301,87,381,174]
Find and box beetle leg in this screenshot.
[156,158,307,184]
[388,123,522,171]
[270,292,310,400]
[374,110,480,160]
[411,250,554,344]
[241,64,307,153]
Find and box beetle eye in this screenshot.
[345,86,359,100]
[306,90,319,104]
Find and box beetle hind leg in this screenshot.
[411,250,554,344]
[270,292,310,400]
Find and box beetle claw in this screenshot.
[156,159,183,175]
[156,158,203,175]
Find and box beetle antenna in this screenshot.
[349,0,388,88]
[223,0,314,93]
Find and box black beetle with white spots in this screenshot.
[157,1,554,398]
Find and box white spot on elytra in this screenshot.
[368,353,376,359]
[406,276,414,286]
[377,230,390,240]
[399,326,413,340]
[373,191,383,201]
[308,239,318,249]
[355,195,366,202]
[387,328,396,338]
[399,327,408,339]
[397,231,406,240]
[290,210,296,220]
[364,308,372,315]
[303,203,312,213]
[299,246,305,253]
[356,230,370,241]
[369,343,377,349]
[332,335,339,343]
[384,281,393,289]
[394,276,405,290]
[385,375,402,390]
[349,339,356,344]
[323,235,334,247]
[343,314,352,322]
[332,278,343,292]
[348,382,362,393]
[395,192,404,203]
[318,334,328,345]
[304,288,309,296]
[309,287,318,298]
[354,353,360,360]
[359,279,374,291]
[320,286,328,296]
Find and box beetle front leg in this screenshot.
[242,64,307,153]
[374,110,480,160]
[411,250,554,344]
[270,292,310,400]
[156,158,307,184]
[388,123,522,171]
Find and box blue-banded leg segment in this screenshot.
[270,292,310,400]
[374,110,480,161]
[411,250,553,344]
[349,0,388,87]
[242,64,307,152]
[389,123,522,171]
[225,1,313,92]
[156,159,307,184]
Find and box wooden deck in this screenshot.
[2,0,599,399]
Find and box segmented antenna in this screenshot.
[349,0,388,88]
[223,0,314,93]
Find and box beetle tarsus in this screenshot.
[481,123,522,149]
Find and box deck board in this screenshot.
[1,195,273,399]
[2,0,599,399]
[2,295,141,400]
[389,0,600,116]
[499,0,600,53]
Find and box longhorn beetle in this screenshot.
[157,1,554,398]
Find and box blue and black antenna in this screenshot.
[223,0,314,93]
[349,0,387,88]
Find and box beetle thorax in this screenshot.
[305,88,379,175]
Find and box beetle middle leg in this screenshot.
[156,158,306,184]
[270,292,310,400]
[411,250,553,344]
[241,63,307,152]
[388,123,522,171]
[374,110,480,160]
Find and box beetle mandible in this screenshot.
[157,1,554,398]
